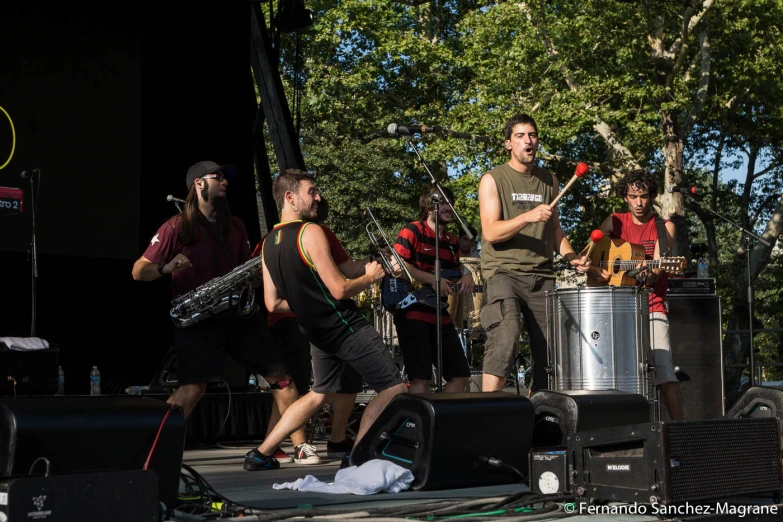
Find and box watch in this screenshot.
[157,262,166,276]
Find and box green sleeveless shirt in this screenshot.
[480,163,556,279]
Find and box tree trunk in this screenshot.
[659,109,690,258]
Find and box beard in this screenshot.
[214,195,230,225]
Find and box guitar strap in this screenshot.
[655,217,669,256]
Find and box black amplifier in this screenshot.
[568,417,782,505]
[0,347,59,396]
[667,277,716,295]
[0,469,160,521]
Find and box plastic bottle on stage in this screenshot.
[56,366,65,396]
[697,257,709,278]
[248,373,258,391]
[90,366,101,395]
[125,385,150,395]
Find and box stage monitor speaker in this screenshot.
[0,397,186,512]
[569,418,782,505]
[529,389,650,448]
[351,392,534,491]
[663,294,724,420]
[727,385,783,450]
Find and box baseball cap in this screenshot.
[186,161,236,189]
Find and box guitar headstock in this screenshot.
[661,257,687,274]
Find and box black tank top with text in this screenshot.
[262,220,368,351]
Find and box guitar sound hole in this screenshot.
[612,258,621,274]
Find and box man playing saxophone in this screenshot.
[131,161,297,421]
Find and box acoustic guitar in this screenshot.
[585,236,687,287]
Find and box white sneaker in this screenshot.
[293,443,322,465]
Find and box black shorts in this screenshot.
[270,317,364,395]
[393,315,470,381]
[173,313,289,385]
[311,324,403,394]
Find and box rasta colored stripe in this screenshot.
[297,222,316,269]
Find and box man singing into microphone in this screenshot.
[478,113,591,394]
[588,168,684,420]
[131,161,297,424]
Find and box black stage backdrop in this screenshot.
[1,5,261,394]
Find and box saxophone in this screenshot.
[170,256,262,328]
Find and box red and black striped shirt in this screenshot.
[393,221,460,324]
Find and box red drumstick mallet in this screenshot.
[584,229,603,261]
[549,162,589,209]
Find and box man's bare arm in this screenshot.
[262,259,290,313]
[303,225,384,300]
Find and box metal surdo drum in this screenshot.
[546,286,653,400]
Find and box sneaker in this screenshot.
[326,437,355,458]
[273,447,293,464]
[338,453,352,470]
[293,443,322,465]
[243,448,280,471]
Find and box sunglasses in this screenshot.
[201,173,228,182]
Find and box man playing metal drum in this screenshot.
[478,114,591,394]
[587,168,684,420]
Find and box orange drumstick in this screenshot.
[549,162,589,209]
[584,229,603,259]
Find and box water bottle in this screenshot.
[125,385,149,395]
[248,373,257,391]
[697,257,709,279]
[56,366,65,396]
[90,366,101,395]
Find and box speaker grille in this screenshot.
[665,418,781,503]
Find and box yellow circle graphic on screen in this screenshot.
[0,105,16,170]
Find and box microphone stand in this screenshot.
[402,137,469,392]
[680,192,770,388]
[27,170,41,337]
[403,136,475,241]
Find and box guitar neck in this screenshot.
[597,260,665,270]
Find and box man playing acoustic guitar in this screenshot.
[392,185,474,394]
[588,168,684,420]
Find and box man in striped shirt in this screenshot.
[393,186,474,394]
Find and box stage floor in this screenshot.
[175,442,782,522]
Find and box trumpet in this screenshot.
[365,207,413,281]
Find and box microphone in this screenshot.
[669,186,699,195]
[387,123,436,136]
[21,169,41,179]
[626,266,650,279]
[167,195,186,204]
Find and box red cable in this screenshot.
[144,406,173,470]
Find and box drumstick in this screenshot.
[584,229,603,259]
[549,162,589,209]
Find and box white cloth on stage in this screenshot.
[272,459,414,495]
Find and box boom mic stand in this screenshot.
[401,136,472,392]
[22,169,41,337]
[680,192,771,387]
